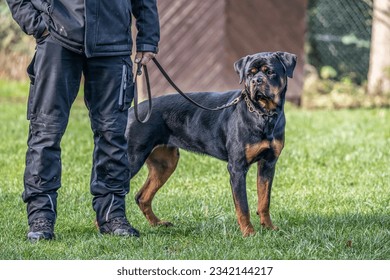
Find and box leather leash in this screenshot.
[133,58,242,123]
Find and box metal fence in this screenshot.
[307,0,373,83]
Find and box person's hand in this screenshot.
[135,52,156,65]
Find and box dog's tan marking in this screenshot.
[271,139,284,157]
[257,162,278,230]
[135,145,179,226]
[232,194,256,237]
[245,140,270,163]
[258,99,277,111]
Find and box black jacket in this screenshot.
[6,0,160,57]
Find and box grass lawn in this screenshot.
[0,80,389,260]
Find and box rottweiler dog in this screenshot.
[126,51,296,236]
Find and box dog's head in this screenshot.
[234,52,297,110]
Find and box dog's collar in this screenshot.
[242,89,278,118]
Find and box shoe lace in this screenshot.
[31,218,53,232]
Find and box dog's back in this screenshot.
[126,90,242,158]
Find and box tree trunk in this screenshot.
[367,0,390,95]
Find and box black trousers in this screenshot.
[23,36,134,227]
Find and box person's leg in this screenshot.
[83,55,137,236]
[23,36,83,241]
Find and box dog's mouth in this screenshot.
[249,87,273,102]
[256,90,273,101]
[245,84,280,112]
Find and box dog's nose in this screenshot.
[253,77,263,84]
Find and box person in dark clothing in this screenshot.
[6,0,160,241]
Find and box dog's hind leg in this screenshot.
[135,145,179,226]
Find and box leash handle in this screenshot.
[133,62,152,123]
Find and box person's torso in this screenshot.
[45,0,132,57]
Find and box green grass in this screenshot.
[0,80,389,260]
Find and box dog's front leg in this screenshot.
[228,162,255,237]
[257,160,278,230]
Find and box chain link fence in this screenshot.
[307,0,373,84]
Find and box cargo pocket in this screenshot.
[119,62,134,111]
[26,53,37,120]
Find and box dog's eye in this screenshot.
[250,68,258,74]
[261,66,275,76]
[267,70,275,76]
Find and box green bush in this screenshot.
[303,65,390,109]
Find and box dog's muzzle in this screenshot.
[249,78,272,101]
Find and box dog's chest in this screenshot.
[243,115,284,164]
[244,138,284,164]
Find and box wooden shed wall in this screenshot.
[225,0,307,104]
[148,0,226,93]
[144,0,306,104]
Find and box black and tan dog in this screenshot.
[126,51,296,236]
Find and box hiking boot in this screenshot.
[99,217,140,237]
[27,218,55,242]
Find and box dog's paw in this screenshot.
[156,221,174,227]
[242,226,256,237]
[260,215,279,231]
[261,223,279,231]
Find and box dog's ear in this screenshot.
[234,55,250,84]
[275,52,297,78]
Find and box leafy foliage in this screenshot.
[0,2,34,54]
[303,65,390,109]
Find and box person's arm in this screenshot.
[131,0,160,65]
[6,0,47,39]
